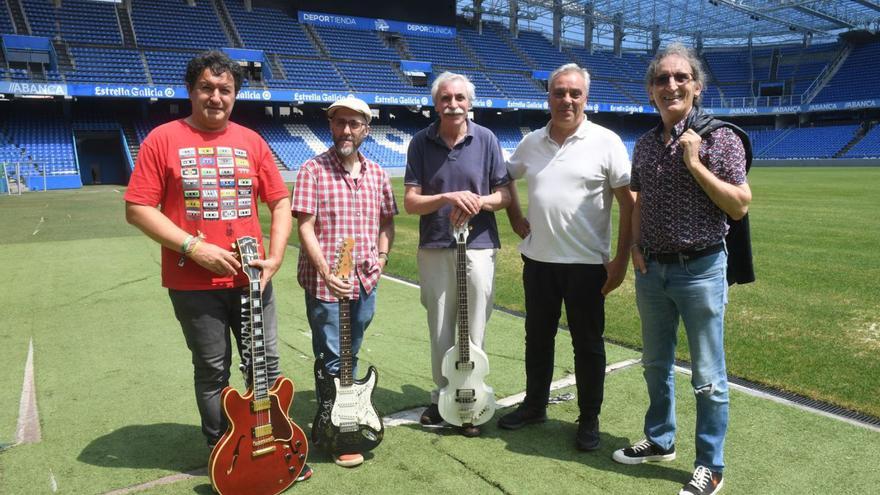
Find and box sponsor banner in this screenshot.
[5,80,877,116]
[70,84,181,98]
[0,81,67,96]
[298,11,456,38]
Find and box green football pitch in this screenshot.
[0,168,878,494]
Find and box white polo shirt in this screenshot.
[507,118,631,264]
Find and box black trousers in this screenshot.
[521,255,607,418]
[168,283,280,445]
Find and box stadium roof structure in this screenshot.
[458,0,880,48]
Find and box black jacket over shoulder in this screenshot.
[684,107,755,286]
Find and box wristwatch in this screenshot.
[378,252,389,265]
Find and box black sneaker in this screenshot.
[575,416,600,451]
[497,406,547,430]
[420,403,443,425]
[679,466,723,495]
[611,439,676,464]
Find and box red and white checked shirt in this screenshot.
[291,149,398,302]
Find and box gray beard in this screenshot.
[335,144,356,158]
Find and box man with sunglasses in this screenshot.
[499,63,633,452]
[611,44,752,495]
[291,96,397,469]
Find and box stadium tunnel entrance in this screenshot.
[75,131,130,186]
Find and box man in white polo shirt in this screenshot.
[498,63,634,452]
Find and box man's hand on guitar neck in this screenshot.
[321,270,353,299]
[249,256,283,292]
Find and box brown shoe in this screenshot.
[460,424,481,437]
[420,403,443,425]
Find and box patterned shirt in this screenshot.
[631,118,747,253]
[291,149,398,302]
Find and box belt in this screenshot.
[642,243,724,264]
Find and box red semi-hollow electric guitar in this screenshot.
[209,236,309,495]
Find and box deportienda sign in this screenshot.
[298,10,455,38]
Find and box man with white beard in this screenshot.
[291,96,397,469]
[404,72,510,438]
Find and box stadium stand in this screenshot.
[0,113,77,175]
[1,0,876,185]
[312,26,399,61]
[399,32,474,68]
[23,0,122,45]
[846,124,880,158]
[67,47,146,84]
[131,0,228,50]
[457,24,531,72]
[225,1,319,57]
[759,125,858,159]
[812,41,880,103]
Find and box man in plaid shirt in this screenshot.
[291,96,397,469]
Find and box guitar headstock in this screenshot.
[452,223,469,245]
[332,238,355,278]
[235,236,261,283]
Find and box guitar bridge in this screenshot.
[251,445,277,458]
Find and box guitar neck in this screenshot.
[246,279,270,400]
[338,298,354,387]
[455,240,470,363]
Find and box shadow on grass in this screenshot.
[78,423,206,471]
[407,409,692,486]
[492,415,692,484]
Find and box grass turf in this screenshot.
[0,170,878,493]
[384,168,880,418]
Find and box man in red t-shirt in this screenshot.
[124,51,294,456]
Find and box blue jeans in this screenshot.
[635,250,729,472]
[305,282,376,377]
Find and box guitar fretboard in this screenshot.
[245,279,269,400]
[339,298,353,387]
[236,236,270,401]
[455,233,470,364]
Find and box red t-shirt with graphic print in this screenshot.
[124,119,288,290]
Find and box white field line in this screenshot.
[102,469,207,495]
[15,338,41,445]
[383,358,642,427]
[383,271,880,432]
[31,216,44,236]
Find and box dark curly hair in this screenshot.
[184,50,243,93]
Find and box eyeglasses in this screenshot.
[330,118,367,131]
[652,72,694,86]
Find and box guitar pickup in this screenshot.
[251,445,277,458]
[252,424,273,438]
[455,361,474,371]
[251,398,271,412]
[252,435,276,447]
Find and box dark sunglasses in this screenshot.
[652,72,693,86]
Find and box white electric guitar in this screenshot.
[438,224,496,427]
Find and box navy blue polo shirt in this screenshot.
[404,119,510,249]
